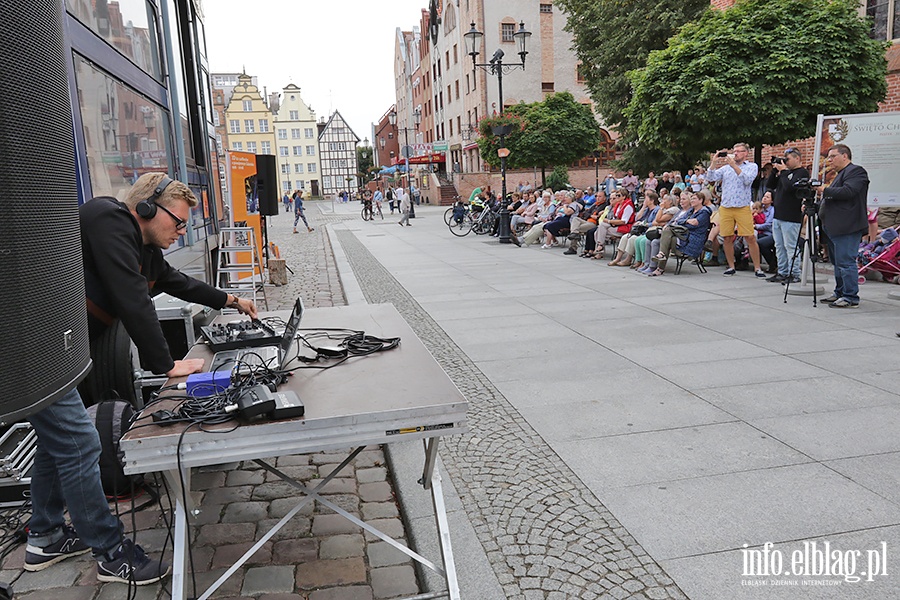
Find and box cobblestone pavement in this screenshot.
[337,228,687,600]
[0,202,420,600]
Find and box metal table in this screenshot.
[120,303,468,600]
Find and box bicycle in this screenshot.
[443,197,465,225]
[472,206,498,235]
[361,202,383,221]
[448,206,476,237]
[360,201,382,221]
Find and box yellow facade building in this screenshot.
[223,73,276,161]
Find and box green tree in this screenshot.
[626,0,888,157]
[356,145,374,184]
[555,0,707,132]
[545,165,570,191]
[477,92,601,185]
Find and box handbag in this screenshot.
[630,221,649,236]
[669,224,690,240]
[645,226,662,240]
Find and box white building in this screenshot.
[318,111,360,197]
[274,84,322,197]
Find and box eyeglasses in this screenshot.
[157,203,187,231]
[784,148,798,155]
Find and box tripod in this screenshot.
[783,196,822,306]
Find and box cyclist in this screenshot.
[362,190,374,220]
[373,188,383,217]
[469,190,487,215]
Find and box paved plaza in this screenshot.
[327,200,900,599]
[5,198,900,599]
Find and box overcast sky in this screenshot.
[204,0,428,146]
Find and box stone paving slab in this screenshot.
[554,421,810,489]
[750,403,900,460]
[661,525,900,600]
[600,462,900,559]
[694,375,898,420]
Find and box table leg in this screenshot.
[419,437,438,490]
[164,467,192,600]
[429,461,460,600]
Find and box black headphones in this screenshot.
[135,175,174,220]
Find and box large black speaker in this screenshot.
[256,154,279,216]
[0,0,91,424]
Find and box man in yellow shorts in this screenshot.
[705,142,766,277]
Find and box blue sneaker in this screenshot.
[97,539,170,585]
[24,525,90,572]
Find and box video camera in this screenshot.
[793,177,823,214]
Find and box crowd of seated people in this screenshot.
[469,161,896,281]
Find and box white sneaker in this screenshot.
[541,243,551,249]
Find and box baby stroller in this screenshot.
[858,226,900,284]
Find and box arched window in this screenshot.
[443,3,456,34]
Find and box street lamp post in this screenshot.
[465,21,531,244]
[359,137,370,188]
[592,150,601,192]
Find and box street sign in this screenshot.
[433,140,449,152]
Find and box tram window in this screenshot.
[75,56,171,200]
[66,0,163,81]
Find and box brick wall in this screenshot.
[878,70,900,112]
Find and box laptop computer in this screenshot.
[209,298,304,373]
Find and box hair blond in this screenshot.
[124,172,198,210]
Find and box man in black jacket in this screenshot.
[81,172,257,376]
[816,144,870,308]
[24,173,257,584]
[764,148,810,283]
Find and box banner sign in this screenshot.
[814,112,900,207]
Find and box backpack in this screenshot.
[86,400,144,498]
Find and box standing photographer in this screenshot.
[765,148,809,283]
[706,142,766,277]
[815,144,869,308]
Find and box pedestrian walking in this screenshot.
[293,190,314,233]
[398,187,411,226]
[386,187,395,214]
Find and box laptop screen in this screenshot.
[278,298,304,366]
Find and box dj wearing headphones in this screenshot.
[80,171,258,379]
[17,172,260,586]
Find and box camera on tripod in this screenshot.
[793,177,822,214]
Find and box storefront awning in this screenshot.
[392,153,446,165]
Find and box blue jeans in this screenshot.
[824,228,863,303]
[773,219,802,277]
[26,388,122,557]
